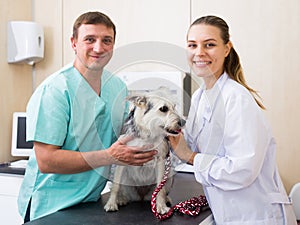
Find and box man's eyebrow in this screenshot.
[83,34,96,39]
[103,36,113,39]
[83,34,113,39]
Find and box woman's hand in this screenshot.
[107,135,157,166]
[168,133,196,165]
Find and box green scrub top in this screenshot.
[17,63,128,220]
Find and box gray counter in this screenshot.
[25,172,211,225]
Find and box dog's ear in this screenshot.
[126,95,147,107]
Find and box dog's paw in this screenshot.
[166,196,172,206]
[104,201,119,212]
[156,203,171,215]
[117,195,128,206]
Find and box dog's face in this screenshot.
[126,88,185,139]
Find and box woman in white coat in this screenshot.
[168,15,297,225]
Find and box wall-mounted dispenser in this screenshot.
[7,21,44,65]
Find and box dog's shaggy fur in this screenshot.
[104,87,185,214]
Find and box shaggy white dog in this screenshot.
[104,87,185,214]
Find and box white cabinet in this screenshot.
[0,173,24,225]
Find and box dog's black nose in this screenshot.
[178,119,186,127]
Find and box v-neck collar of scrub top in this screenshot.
[71,67,116,105]
[73,66,109,94]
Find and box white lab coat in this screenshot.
[185,73,296,225]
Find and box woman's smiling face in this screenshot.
[186,24,231,84]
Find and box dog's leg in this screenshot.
[155,157,171,214]
[104,165,125,211]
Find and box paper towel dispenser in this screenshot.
[7,21,44,65]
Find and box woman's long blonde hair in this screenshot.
[189,16,265,109]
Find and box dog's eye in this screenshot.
[159,106,169,113]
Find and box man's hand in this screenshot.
[107,135,157,166]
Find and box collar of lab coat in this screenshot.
[198,72,229,122]
[185,72,229,152]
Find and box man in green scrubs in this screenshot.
[18,11,157,222]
